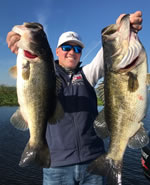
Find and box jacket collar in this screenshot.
[55,60,82,75]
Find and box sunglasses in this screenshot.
[61,45,82,54]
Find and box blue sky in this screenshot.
[0,0,150,86]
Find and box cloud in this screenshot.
[34,0,55,38]
[36,13,48,35]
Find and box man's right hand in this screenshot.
[6,31,21,54]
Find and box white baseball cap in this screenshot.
[57,31,84,48]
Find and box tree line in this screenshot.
[0,85,103,106]
[0,85,18,106]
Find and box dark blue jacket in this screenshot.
[46,61,104,167]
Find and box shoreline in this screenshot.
[0,85,18,106]
[0,85,103,106]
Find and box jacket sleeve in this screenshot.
[82,47,104,87]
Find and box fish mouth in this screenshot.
[24,50,38,59]
[102,24,118,36]
[102,14,142,73]
[119,56,139,73]
[101,24,119,41]
[24,22,43,30]
[102,14,130,40]
[12,22,48,58]
[117,31,142,73]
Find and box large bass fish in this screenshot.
[9,23,63,168]
[88,15,150,185]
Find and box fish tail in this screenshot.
[88,154,122,185]
[19,142,50,168]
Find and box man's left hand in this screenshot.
[116,11,143,33]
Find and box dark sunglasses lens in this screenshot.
[61,45,82,53]
[61,45,72,51]
[74,46,82,53]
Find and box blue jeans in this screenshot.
[43,161,106,185]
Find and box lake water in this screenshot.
[0,106,42,185]
[0,105,150,185]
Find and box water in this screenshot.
[0,106,42,185]
[0,106,150,185]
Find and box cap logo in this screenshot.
[67,33,79,40]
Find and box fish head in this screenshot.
[102,14,142,73]
[12,22,53,60]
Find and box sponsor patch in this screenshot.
[72,74,84,85]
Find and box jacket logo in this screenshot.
[72,74,83,85]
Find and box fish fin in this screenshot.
[22,62,30,80]
[9,65,17,78]
[56,75,62,96]
[87,154,122,185]
[48,100,64,124]
[10,108,28,131]
[96,82,105,105]
[128,122,149,149]
[146,73,150,86]
[127,72,139,92]
[19,141,50,168]
[94,108,109,139]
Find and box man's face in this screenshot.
[56,42,82,70]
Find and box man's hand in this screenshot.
[116,11,143,33]
[6,31,21,54]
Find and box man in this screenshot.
[6,11,143,185]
